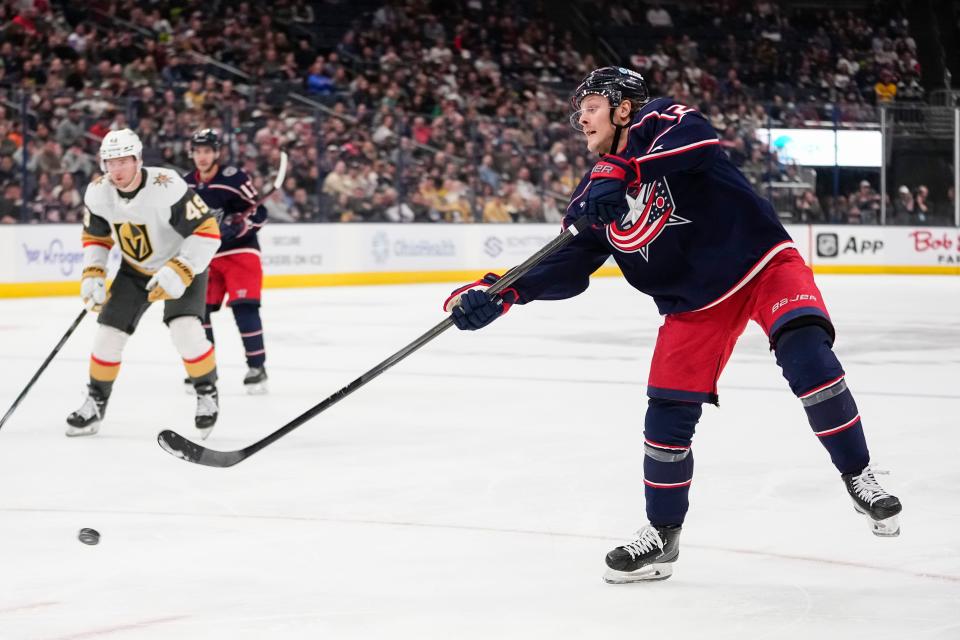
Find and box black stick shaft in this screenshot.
[0,308,87,430]
[236,217,589,461]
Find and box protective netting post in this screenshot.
[954,107,959,227]
[880,106,887,225]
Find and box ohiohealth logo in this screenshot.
[22,239,84,276]
[371,232,390,264]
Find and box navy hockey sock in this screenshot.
[232,303,266,368]
[775,324,869,474]
[202,304,217,345]
[643,399,701,526]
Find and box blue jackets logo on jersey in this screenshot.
[606,178,689,260]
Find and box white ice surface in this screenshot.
[0,275,958,639]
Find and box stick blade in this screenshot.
[273,151,288,191]
[157,429,246,468]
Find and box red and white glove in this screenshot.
[584,154,641,224]
[442,273,519,331]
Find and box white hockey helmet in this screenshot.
[99,128,143,172]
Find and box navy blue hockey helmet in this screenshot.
[571,66,649,117]
[191,128,221,151]
[570,67,649,153]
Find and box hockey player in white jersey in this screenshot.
[67,129,223,439]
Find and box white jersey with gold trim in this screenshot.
[82,167,221,276]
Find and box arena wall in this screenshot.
[0,223,957,298]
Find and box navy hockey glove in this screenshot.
[219,213,250,242]
[584,154,640,224]
[442,273,519,331]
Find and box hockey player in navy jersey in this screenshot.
[444,67,902,583]
[185,129,269,393]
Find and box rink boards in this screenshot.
[1,223,958,297]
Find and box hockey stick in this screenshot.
[233,150,288,217]
[0,308,88,431]
[157,216,592,467]
[260,150,288,203]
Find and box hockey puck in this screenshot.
[78,528,100,545]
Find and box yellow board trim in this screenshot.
[0,281,81,297]
[1,264,957,299]
[811,265,960,275]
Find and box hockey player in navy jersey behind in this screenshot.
[185,129,269,393]
[443,67,902,584]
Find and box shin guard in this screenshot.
[643,399,701,526]
[232,304,266,368]
[89,325,129,397]
[775,324,869,474]
[169,316,217,386]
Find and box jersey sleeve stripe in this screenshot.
[82,240,113,249]
[645,123,677,153]
[192,217,221,238]
[629,111,678,132]
[81,232,114,249]
[635,139,721,165]
[209,183,257,205]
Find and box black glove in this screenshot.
[583,154,640,224]
[443,273,519,331]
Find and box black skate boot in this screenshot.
[243,366,268,395]
[65,385,109,437]
[842,465,902,537]
[604,524,682,583]
[194,382,219,439]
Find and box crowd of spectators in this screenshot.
[582,0,950,225]
[0,0,953,227]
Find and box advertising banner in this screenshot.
[0,223,956,297]
[811,226,960,269]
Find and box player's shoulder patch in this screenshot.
[223,166,238,177]
[152,171,175,188]
[144,166,187,203]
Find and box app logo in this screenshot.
[816,233,839,258]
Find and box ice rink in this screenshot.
[0,274,958,639]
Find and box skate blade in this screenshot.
[603,563,673,584]
[196,425,215,441]
[244,382,268,395]
[854,506,901,537]
[65,422,101,437]
[868,514,900,537]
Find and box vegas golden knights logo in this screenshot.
[114,222,153,261]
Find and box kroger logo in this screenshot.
[22,238,84,276]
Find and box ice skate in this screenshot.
[604,524,681,583]
[243,366,268,395]
[194,383,219,439]
[65,386,109,437]
[842,466,902,537]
